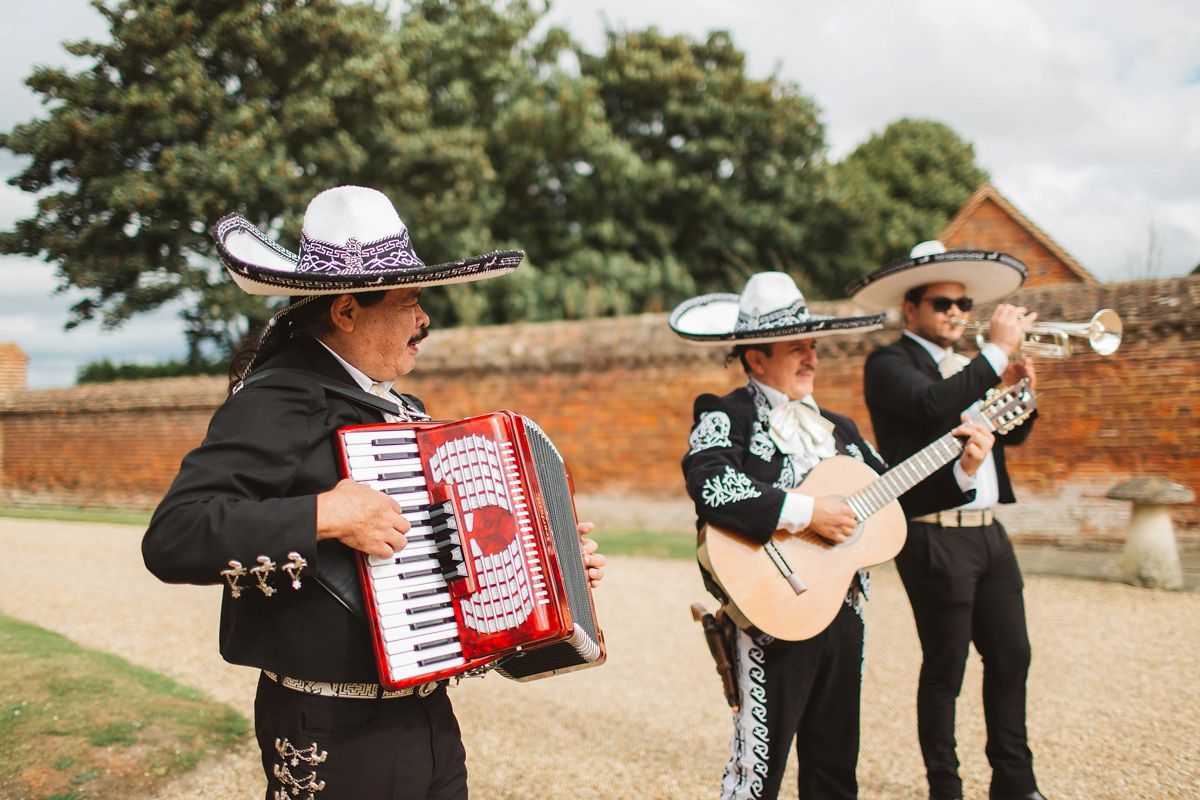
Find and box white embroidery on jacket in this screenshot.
[748,429,776,462]
[746,383,777,462]
[689,411,733,454]
[702,466,763,507]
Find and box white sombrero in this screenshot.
[214,185,523,296]
[668,272,885,345]
[844,240,1027,311]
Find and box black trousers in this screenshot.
[254,673,467,800]
[722,598,864,800]
[894,520,1036,800]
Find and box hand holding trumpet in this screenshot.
[986,304,1038,358]
[1001,354,1036,390]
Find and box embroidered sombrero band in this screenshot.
[669,271,885,345]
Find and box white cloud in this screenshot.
[3,0,1198,387]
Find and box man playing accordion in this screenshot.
[142,185,605,800]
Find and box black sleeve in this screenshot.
[141,377,328,586]
[681,392,787,545]
[864,345,1003,432]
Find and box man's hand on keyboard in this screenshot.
[316,478,411,558]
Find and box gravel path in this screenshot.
[2,517,1198,799]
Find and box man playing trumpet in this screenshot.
[846,241,1048,800]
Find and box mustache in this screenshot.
[408,325,430,346]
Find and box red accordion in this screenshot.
[336,411,606,690]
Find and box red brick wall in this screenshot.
[0,378,223,509]
[1,278,1196,551]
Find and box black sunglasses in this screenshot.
[923,296,974,313]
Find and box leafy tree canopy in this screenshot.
[579,27,830,296]
[818,118,989,286]
[2,0,989,367]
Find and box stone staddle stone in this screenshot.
[1107,477,1194,590]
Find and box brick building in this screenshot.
[940,182,1098,288]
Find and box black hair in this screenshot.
[227,290,388,393]
[903,285,929,306]
[725,342,775,374]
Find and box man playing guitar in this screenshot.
[672,271,995,800]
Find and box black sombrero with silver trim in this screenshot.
[668,271,885,345]
[214,185,523,296]
[844,240,1027,311]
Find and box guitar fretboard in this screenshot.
[844,432,963,521]
[842,379,1035,522]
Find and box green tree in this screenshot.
[3,0,992,362]
[0,0,457,358]
[819,118,989,287]
[579,28,831,298]
[77,355,226,383]
[391,1,692,324]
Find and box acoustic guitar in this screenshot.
[700,379,1037,641]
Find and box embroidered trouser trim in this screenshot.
[720,602,864,800]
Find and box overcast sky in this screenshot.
[2,0,1198,388]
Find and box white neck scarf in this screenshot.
[765,393,837,458]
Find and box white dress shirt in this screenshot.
[750,379,827,534]
[903,331,1002,509]
[314,340,406,422]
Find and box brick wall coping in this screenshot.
[0,375,227,414]
[413,302,892,375]
[1,275,1194,414]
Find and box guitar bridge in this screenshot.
[764,541,806,595]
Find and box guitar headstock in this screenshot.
[978,378,1037,434]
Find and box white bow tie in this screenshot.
[939,351,971,378]
[767,400,837,457]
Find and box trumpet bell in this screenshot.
[1087,309,1122,356]
[1022,308,1123,358]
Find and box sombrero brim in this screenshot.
[844,251,1027,311]
[215,214,523,296]
[669,293,885,345]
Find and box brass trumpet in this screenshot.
[955,309,1122,358]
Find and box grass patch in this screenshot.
[0,614,249,800]
[0,507,151,527]
[590,529,696,560]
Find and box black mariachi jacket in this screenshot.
[863,335,1037,517]
[683,382,892,544]
[142,337,420,683]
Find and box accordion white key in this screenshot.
[337,411,606,689]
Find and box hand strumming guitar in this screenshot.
[807,496,858,544]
